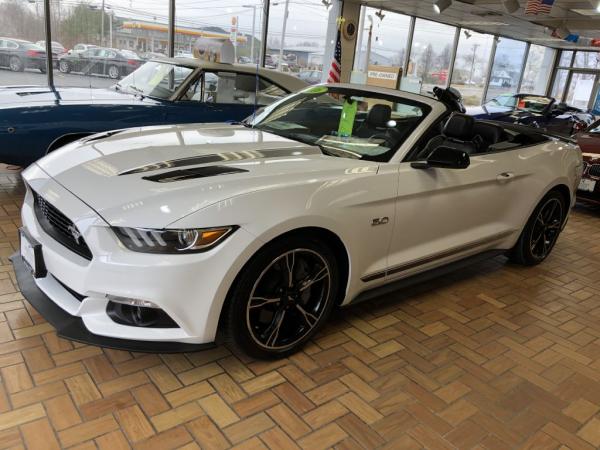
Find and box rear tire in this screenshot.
[108,65,120,79]
[59,60,70,73]
[509,191,566,266]
[9,56,23,72]
[224,235,339,359]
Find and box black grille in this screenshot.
[588,164,600,178]
[32,191,93,261]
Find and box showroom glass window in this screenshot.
[485,37,527,101]
[450,29,494,106]
[352,7,411,84]
[0,2,47,86]
[551,69,569,101]
[175,1,265,66]
[573,51,600,69]
[267,0,330,80]
[409,18,456,95]
[558,50,573,67]
[48,1,168,89]
[520,45,555,95]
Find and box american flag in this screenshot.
[327,29,342,83]
[525,0,555,15]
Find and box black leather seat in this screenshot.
[418,113,477,159]
[355,104,392,138]
[472,122,504,153]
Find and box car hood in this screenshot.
[0,86,146,108]
[33,124,379,228]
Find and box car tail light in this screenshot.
[573,121,586,133]
[127,59,139,66]
[26,50,43,57]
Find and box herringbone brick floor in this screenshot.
[1,164,600,450]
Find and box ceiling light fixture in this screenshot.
[502,0,520,14]
[597,2,600,13]
[464,30,472,39]
[375,9,385,20]
[433,0,452,14]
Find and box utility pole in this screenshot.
[469,43,480,84]
[364,15,373,73]
[243,5,257,63]
[101,0,105,46]
[278,0,290,70]
[109,11,113,48]
[168,0,175,57]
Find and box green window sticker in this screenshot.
[338,99,358,137]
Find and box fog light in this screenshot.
[107,295,159,309]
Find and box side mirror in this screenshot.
[411,147,470,170]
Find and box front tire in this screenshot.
[509,191,566,266]
[9,56,23,72]
[108,65,120,79]
[225,235,339,359]
[59,60,70,73]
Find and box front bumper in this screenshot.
[11,253,213,352]
[16,164,259,351]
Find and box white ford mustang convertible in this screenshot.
[15,84,583,358]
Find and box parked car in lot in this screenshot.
[0,58,308,166]
[0,38,53,73]
[296,70,322,85]
[468,93,594,136]
[14,84,581,356]
[68,43,98,55]
[58,47,143,79]
[35,40,67,57]
[575,119,600,204]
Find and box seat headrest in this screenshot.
[367,104,392,128]
[443,113,474,140]
[473,122,504,145]
[235,74,258,92]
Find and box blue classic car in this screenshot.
[467,93,595,136]
[0,58,307,166]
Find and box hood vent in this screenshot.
[142,165,249,183]
[119,147,322,176]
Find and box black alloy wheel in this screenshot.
[510,191,566,265]
[529,197,563,260]
[226,236,339,358]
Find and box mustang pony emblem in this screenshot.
[67,225,82,244]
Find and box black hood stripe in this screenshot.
[118,147,321,176]
[142,166,249,183]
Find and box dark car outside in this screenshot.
[58,47,143,79]
[36,41,67,57]
[0,38,54,73]
[468,93,594,136]
[575,119,600,205]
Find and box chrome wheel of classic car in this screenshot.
[108,65,120,79]
[9,56,23,72]
[59,60,70,73]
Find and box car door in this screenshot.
[168,71,263,123]
[385,130,538,282]
[0,40,7,67]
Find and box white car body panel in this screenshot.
[19,84,583,345]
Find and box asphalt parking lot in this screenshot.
[0,68,116,89]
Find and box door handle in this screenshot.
[496,172,515,182]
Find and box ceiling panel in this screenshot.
[358,0,600,50]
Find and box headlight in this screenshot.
[113,226,237,254]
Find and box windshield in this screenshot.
[116,61,194,99]
[247,86,430,161]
